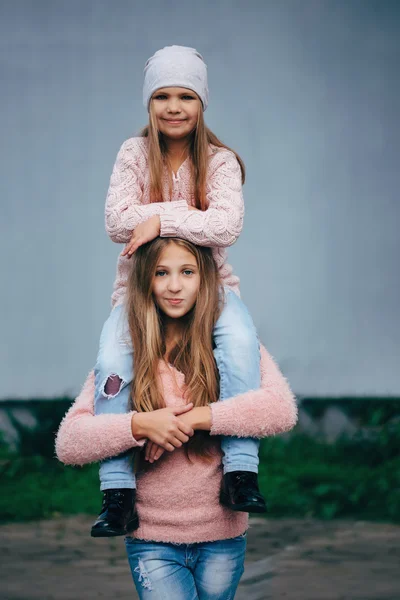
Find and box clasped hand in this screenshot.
[131,403,195,464]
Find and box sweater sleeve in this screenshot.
[105,138,189,243]
[159,150,244,248]
[55,370,146,466]
[209,345,298,438]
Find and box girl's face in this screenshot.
[151,87,201,141]
[152,243,200,319]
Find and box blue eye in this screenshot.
[183,269,194,275]
[155,270,167,276]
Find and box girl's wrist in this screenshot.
[152,214,161,234]
[131,412,147,439]
[192,406,212,431]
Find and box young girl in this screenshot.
[92,44,266,537]
[56,237,297,599]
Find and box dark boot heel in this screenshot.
[220,471,268,513]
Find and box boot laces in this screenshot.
[103,490,125,510]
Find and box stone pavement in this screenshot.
[1,516,399,599]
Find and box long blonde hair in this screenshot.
[138,95,246,208]
[125,237,222,459]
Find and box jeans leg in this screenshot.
[193,535,246,599]
[213,288,261,474]
[94,304,136,490]
[125,539,199,600]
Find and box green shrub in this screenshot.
[258,424,400,522]
[0,407,399,523]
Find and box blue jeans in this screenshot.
[94,288,261,490]
[125,533,246,599]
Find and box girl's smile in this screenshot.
[164,119,186,125]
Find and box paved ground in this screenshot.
[1,516,399,599]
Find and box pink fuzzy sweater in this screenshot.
[55,345,297,544]
[105,137,243,306]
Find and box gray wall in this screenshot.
[1,0,399,398]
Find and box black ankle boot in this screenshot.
[220,471,267,513]
[90,488,139,538]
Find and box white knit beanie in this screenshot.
[143,45,209,112]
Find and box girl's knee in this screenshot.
[104,374,123,397]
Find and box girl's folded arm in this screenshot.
[209,345,298,438]
[55,370,145,466]
[105,138,189,243]
[159,150,244,248]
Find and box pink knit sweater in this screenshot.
[55,345,297,544]
[105,137,243,306]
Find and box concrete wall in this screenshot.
[1,1,399,398]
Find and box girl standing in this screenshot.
[56,237,297,599]
[92,45,266,537]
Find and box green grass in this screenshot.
[1,418,399,523]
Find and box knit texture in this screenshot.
[55,345,297,544]
[105,137,244,307]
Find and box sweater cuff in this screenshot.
[209,401,236,437]
[123,411,147,448]
[159,200,189,236]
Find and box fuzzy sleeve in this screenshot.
[105,137,189,243]
[159,150,244,248]
[55,370,145,466]
[210,345,298,438]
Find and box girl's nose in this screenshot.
[167,276,182,292]
[167,99,181,113]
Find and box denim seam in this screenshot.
[223,464,259,474]
[214,347,228,401]
[100,481,136,491]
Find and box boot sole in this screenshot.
[90,514,139,538]
[90,527,127,538]
[220,492,268,513]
